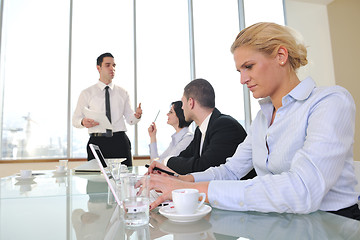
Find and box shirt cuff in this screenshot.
[149,142,159,160]
[208,180,247,211]
[163,156,172,166]
[73,118,85,129]
[191,171,214,182]
[129,115,141,125]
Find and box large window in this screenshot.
[136,0,190,155]
[193,0,245,125]
[243,0,285,120]
[71,0,134,157]
[0,0,285,160]
[0,0,69,159]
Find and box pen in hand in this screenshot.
[145,164,179,177]
[153,110,160,122]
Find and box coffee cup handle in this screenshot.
[197,193,206,209]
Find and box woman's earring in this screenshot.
[281,61,285,65]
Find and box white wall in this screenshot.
[285,0,336,86]
[286,0,360,162]
[327,0,360,162]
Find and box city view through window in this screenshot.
[0,0,284,160]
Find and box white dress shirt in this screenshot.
[149,127,194,163]
[199,113,212,156]
[72,81,140,133]
[192,77,358,213]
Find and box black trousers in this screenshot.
[328,203,360,220]
[86,131,132,166]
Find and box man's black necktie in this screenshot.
[105,86,112,137]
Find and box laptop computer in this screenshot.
[89,144,121,205]
[89,143,171,207]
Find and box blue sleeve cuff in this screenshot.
[208,180,247,211]
[191,171,214,182]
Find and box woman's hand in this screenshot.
[148,122,157,142]
[149,173,191,210]
[146,161,175,176]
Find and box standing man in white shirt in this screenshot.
[72,52,142,166]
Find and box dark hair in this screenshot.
[183,78,215,109]
[97,52,114,66]
[171,101,192,128]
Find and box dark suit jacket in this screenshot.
[167,108,256,179]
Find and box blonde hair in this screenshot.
[230,22,308,71]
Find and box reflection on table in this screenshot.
[1,168,359,240]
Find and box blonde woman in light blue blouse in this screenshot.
[148,101,193,163]
[146,22,360,220]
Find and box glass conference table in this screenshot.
[1,166,360,240]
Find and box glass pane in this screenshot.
[193,0,245,125]
[1,0,69,159]
[136,0,190,155]
[243,0,285,120]
[71,0,134,158]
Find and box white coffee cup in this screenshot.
[20,169,32,179]
[172,189,206,215]
[59,159,68,171]
[56,165,65,172]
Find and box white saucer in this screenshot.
[159,205,212,223]
[53,170,67,175]
[15,176,35,182]
[15,180,36,185]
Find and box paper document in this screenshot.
[74,159,101,173]
[83,107,113,130]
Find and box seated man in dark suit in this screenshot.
[163,78,256,179]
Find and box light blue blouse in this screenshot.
[193,77,358,213]
[149,127,193,163]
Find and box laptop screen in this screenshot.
[93,147,114,179]
[90,143,171,207]
[95,148,107,168]
[89,144,120,205]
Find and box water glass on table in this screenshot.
[119,173,150,226]
[107,158,128,181]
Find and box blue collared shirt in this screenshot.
[193,77,358,213]
[149,127,193,162]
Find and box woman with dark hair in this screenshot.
[148,101,193,163]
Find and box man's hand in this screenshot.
[135,103,142,119]
[82,118,99,128]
